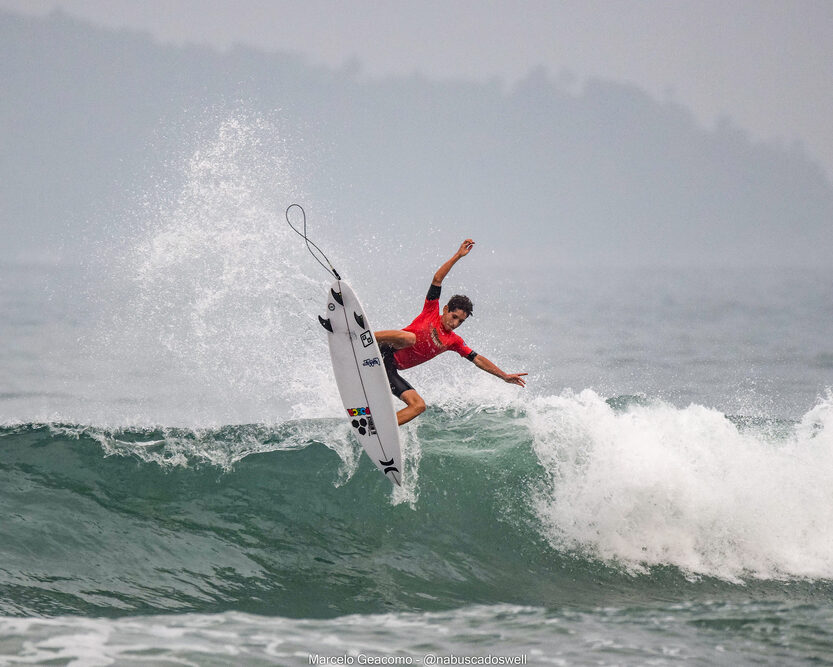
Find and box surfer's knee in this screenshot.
[388,330,416,349]
[400,331,416,348]
[374,330,415,349]
[402,390,426,414]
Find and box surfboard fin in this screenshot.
[354,312,365,329]
[318,315,333,332]
[331,288,343,306]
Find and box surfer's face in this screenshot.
[441,307,468,331]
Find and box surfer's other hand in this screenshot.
[503,372,528,387]
[457,239,475,257]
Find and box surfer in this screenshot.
[375,239,527,425]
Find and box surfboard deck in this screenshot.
[320,280,402,486]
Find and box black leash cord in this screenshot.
[285,204,341,280]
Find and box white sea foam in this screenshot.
[0,607,548,666]
[527,389,833,581]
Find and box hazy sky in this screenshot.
[3,0,832,180]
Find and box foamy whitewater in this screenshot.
[2,113,833,665]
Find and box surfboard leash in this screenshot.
[285,204,341,280]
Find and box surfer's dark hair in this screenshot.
[447,294,473,317]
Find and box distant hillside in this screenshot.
[2,9,832,266]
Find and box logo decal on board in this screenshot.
[348,409,377,436]
[379,457,399,475]
[362,357,380,368]
[360,330,373,347]
[328,303,335,311]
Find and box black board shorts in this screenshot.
[380,344,414,399]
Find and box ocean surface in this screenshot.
[2,118,833,665]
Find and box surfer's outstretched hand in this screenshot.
[457,239,475,257]
[504,373,528,387]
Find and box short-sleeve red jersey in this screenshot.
[392,290,473,370]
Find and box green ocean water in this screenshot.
[2,400,833,665]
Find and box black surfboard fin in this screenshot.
[354,312,365,329]
[331,289,343,306]
[318,315,333,332]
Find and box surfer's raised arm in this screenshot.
[432,239,475,286]
[372,235,525,429]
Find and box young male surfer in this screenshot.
[375,239,527,425]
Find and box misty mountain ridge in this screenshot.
[1,9,831,267]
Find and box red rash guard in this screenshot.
[393,287,474,370]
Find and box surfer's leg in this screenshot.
[397,389,426,425]
[375,330,416,349]
[380,345,423,425]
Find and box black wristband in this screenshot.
[426,284,441,301]
[466,351,478,362]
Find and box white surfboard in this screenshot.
[319,280,403,486]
